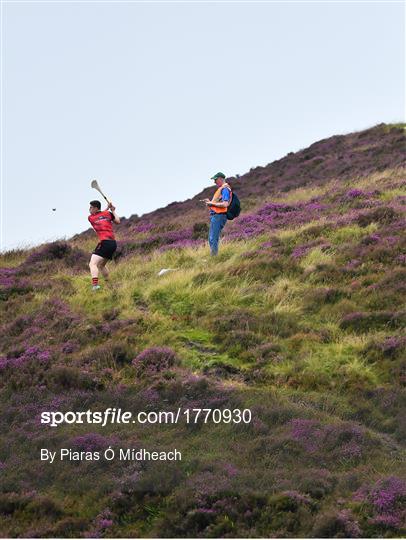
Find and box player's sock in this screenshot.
[92,277,99,287]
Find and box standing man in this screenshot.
[202,172,231,256]
[88,200,120,290]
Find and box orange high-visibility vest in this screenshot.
[209,183,232,214]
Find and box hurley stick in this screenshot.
[91,179,111,204]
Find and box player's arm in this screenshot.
[208,200,229,208]
[205,188,231,208]
[108,203,121,224]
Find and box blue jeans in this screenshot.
[208,213,227,255]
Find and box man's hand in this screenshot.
[108,202,116,212]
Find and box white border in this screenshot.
[1,1,404,3]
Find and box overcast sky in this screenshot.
[1,0,404,251]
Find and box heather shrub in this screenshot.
[0,346,51,370]
[153,373,230,409]
[132,347,178,375]
[37,298,80,333]
[192,222,209,239]
[242,342,282,364]
[360,232,381,246]
[288,418,372,461]
[0,268,33,300]
[320,298,359,321]
[203,361,241,378]
[24,496,63,519]
[343,234,404,270]
[132,236,163,253]
[363,336,406,363]
[365,244,400,265]
[291,239,331,259]
[1,300,80,352]
[0,492,31,515]
[84,508,114,538]
[151,375,189,405]
[90,317,137,338]
[364,290,400,312]
[180,374,227,404]
[24,241,87,271]
[310,264,345,284]
[110,462,184,519]
[113,240,141,260]
[286,332,324,353]
[25,241,71,263]
[102,307,120,321]
[252,403,297,427]
[68,432,116,452]
[297,468,336,499]
[23,517,88,537]
[43,517,88,537]
[339,235,403,269]
[46,277,75,298]
[1,369,48,392]
[47,366,101,391]
[354,476,406,533]
[1,314,35,338]
[356,206,399,227]
[154,489,314,538]
[362,269,406,310]
[266,311,301,337]
[311,509,361,538]
[211,309,259,333]
[376,268,406,294]
[243,367,273,385]
[365,387,406,439]
[323,422,369,461]
[61,340,80,354]
[81,342,135,368]
[130,461,185,498]
[218,330,263,355]
[230,256,302,283]
[340,311,406,332]
[297,223,332,241]
[303,287,347,312]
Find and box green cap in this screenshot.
[211,172,226,180]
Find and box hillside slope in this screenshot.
[0,123,405,538]
[75,122,405,240]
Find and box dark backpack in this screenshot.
[226,191,241,220]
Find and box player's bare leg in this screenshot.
[99,258,110,282]
[89,254,104,290]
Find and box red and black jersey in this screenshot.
[88,211,115,241]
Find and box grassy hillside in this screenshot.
[0,124,405,538]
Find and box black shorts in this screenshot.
[93,240,117,260]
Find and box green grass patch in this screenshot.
[327,223,377,244]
